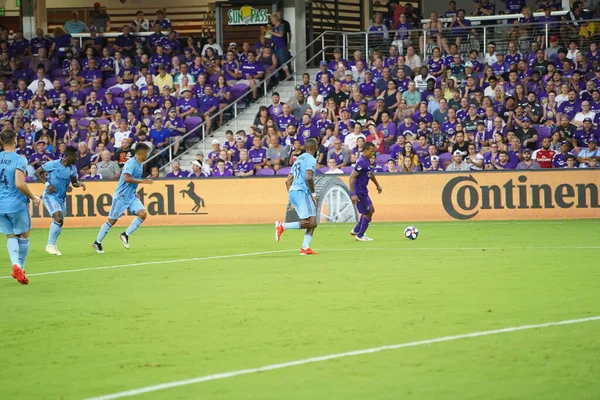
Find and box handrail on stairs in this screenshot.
[150,30,340,172]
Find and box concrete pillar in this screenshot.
[35,0,48,34]
[282,0,306,68]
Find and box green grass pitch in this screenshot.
[1,220,599,400]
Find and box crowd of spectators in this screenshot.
[0,3,293,179]
[0,1,598,180]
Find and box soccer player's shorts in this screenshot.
[108,196,145,220]
[356,195,373,215]
[42,193,67,217]
[289,190,316,220]
[0,210,31,236]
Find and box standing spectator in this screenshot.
[91,2,111,34]
[132,11,150,33]
[153,10,172,30]
[269,13,290,79]
[64,11,88,34]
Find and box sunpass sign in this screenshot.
[227,5,269,25]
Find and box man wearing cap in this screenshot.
[315,60,334,84]
[91,2,111,36]
[576,137,599,167]
[197,86,219,133]
[100,90,119,117]
[446,150,470,171]
[29,140,54,170]
[175,87,199,120]
[187,160,205,178]
[551,141,571,168]
[328,48,350,72]
[574,118,598,149]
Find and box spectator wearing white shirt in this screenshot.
[344,122,366,151]
[201,35,223,57]
[414,66,435,92]
[484,42,497,65]
[132,11,150,32]
[324,158,344,174]
[572,101,595,128]
[27,68,53,93]
[113,120,132,149]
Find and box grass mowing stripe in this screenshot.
[2,246,598,280]
[85,315,600,400]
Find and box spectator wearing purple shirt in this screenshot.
[67,80,86,109]
[148,23,167,48]
[12,80,33,104]
[240,51,265,102]
[268,92,285,119]
[165,160,189,178]
[52,111,69,142]
[176,88,199,118]
[30,28,52,56]
[235,149,255,177]
[492,150,516,170]
[248,136,268,170]
[101,91,120,117]
[153,10,172,30]
[29,140,54,169]
[213,159,233,177]
[359,71,376,99]
[491,54,509,76]
[557,90,580,121]
[276,104,298,132]
[82,59,102,87]
[163,31,181,55]
[197,86,220,133]
[297,114,320,140]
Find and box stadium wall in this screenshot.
[28,170,599,228]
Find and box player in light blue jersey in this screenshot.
[93,143,153,253]
[35,146,86,256]
[275,138,319,255]
[0,129,41,285]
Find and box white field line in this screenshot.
[85,315,600,400]
[1,246,599,280]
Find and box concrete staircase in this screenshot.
[163,68,320,174]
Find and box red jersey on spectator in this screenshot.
[531,148,556,169]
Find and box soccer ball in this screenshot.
[404,226,419,240]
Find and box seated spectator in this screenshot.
[446,149,471,171]
[516,148,542,169]
[399,156,419,173]
[327,138,349,168]
[115,137,134,167]
[384,159,399,173]
[213,159,233,177]
[96,149,121,179]
[75,142,92,176]
[324,158,344,174]
[492,149,516,170]
[82,163,103,180]
[166,160,189,178]
[421,13,447,54]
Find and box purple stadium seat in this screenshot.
[256,168,274,176]
[231,83,249,101]
[276,167,291,175]
[315,169,323,175]
[103,77,117,88]
[376,154,389,164]
[51,68,63,78]
[439,152,452,163]
[184,116,203,132]
[208,74,219,84]
[319,167,329,173]
[43,109,52,118]
[97,118,110,126]
[58,77,66,87]
[73,109,85,119]
[536,125,552,148]
[78,119,90,128]
[110,87,124,97]
[22,57,31,67]
[342,166,353,174]
[115,97,124,106]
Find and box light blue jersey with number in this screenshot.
[0,152,29,213]
[43,160,77,201]
[114,157,143,200]
[289,152,316,193]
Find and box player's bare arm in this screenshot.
[306,169,316,207]
[123,174,153,185]
[369,172,383,194]
[285,174,294,191]
[71,176,86,191]
[15,169,41,206]
[33,166,55,193]
[348,170,358,204]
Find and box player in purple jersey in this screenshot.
[275,139,319,255]
[349,142,382,241]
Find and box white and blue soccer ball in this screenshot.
[404,226,419,240]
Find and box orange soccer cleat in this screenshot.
[300,248,318,255]
[11,264,28,285]
[275,221,284,242]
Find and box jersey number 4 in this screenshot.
[0,170,9,186]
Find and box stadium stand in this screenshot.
[0,1,599,181]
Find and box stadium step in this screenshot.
[161,69,320,174]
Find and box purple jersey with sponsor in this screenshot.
[558,100,580,121]
[505,52,522,66]
[236,161,254,173]
[102,100,120,116]
[398,122,418,137]
[249,147,267,164]
[427,58,444,75]
[353,155,372,196]
[241,62,264,79]
[298,124,320,140]
[82,68,102,84]
[197,96,219,114]
[359,81,376,97]
[338,119,355,140]
[276,114,297,131]
[318,83,334,97]
[316,119,332,134]
[222,61,239,81]
[86,101,103,117]
[176,97,199,113]
[166,169,190,178]
[118,67,138,83]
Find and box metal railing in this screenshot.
[149,31,341,171]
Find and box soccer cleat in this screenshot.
[275,221,284,242]
[45,244,62,256]
[300,248,318,255]
[92,241,104,254]
[350,230,358,236]
[11,264,28,285]
[355,236,374,242]
[119,232,130,249]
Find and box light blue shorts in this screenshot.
[108,196,145,220]
[289,190,316,220]
[0,210,31,236]
[43,193,67,217]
